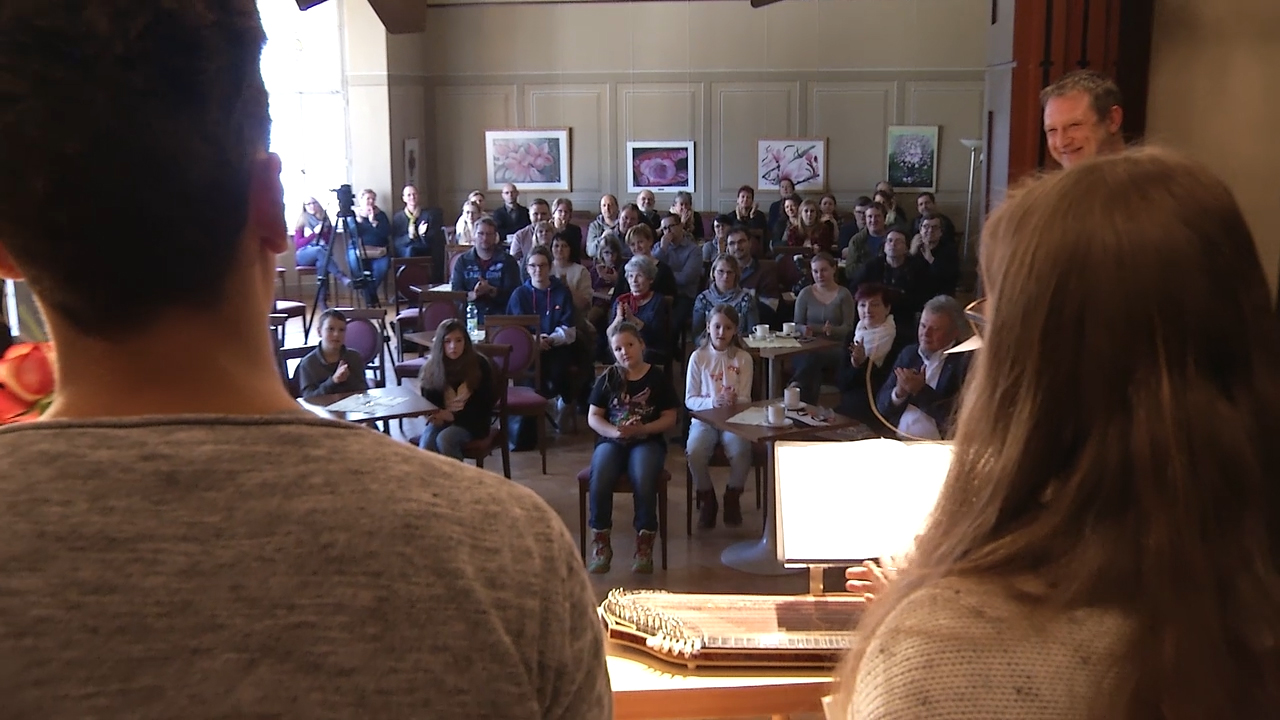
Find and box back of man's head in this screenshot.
[0,1,270,339]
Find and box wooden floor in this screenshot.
[280,297,852,601]
[281,300,838,720]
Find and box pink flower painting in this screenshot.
[757,139,826,190]
[491,137,563,184]
[630,145,691,189]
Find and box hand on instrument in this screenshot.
[845,559,895,603]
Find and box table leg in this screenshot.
[769,357,782,399]
[720,439,801,576]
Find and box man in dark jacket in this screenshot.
[876,295,971,439]
[450,217,521,322]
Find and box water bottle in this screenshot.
[466,301,479,337]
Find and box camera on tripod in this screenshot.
[333,184,356,217]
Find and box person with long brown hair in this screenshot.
[417,319,493,460]
[832,147,1280,718]
[784,199,836,255]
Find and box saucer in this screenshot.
[761,418,793,428]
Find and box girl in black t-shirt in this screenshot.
[585,322,678,575]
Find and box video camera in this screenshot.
[333,184,355,217]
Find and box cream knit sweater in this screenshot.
[851,576,1129,719]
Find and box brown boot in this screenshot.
[723,487,744,527]
[587,528,612,573]
[695,490,718,530]
[632,530,656,574]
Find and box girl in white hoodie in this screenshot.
[684,304,755,529]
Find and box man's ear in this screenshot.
[248,152,289,255]
[1106,105,1124,135]
[0,242,25,281]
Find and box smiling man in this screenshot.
[1041,70,1126,168]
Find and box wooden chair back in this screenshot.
[483,314,541,388]
[393,257,433,314]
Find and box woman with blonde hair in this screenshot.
[834,148,1280,718]
[784,198,835,255]
[454,200,482,245]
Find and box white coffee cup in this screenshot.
[782,322,797,336]
[754,324,770,339]
[784,386,802,410]
[766,403,785,425]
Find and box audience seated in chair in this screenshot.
[790,253,856,404]
[875,188,912,235]
[350,188,391,306]
[911,192,957,248]
[612,225,677,299]
[454,200,482,246]
[850,229,931,330]
[771,196,801,249]
[491,183,530,241]
[596,202,642,261]
[836,283,907,429]
[297,309,369,399]
[418,319,495,460]
[911,210,961,299]
[635,189,661,230]
[585,194,619,259]
[845,201,891,285]
[727,185,769,240]
[608,254,672,368]
[727,226,781,327]
[702,213,734,263]
[550,234,592,315]
[588,234,623,338]
[551,197,583,261]
[691,254,758,343]
[685,305,754,530]
[586,323,679,574]
[507,246,578,413]
[508,197,550,261]
[670,191,705,241]
[450,217,521,323]
[819,193,843,239]
[766,178,799,231]
[782,199,836,256]
[837,195,874,254]
[654,212,702,344]
[876,295,971,439]
[391,184,433,259]
[293,196,343,308]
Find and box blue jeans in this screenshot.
[346,248,390,305]
[589,439,665,532]
[296,243,343,279]
[419,422,473,460]
[685,419,751,492]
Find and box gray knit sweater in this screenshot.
[0,415,611,719]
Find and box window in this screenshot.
[257,0,349,219]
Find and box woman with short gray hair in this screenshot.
[607,253,672,366]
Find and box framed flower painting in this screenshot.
[757,138,827,191]
[484,128,571,192]
[886,126,939,192]
[626,141,695,193]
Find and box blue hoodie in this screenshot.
[506,275,577,339]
